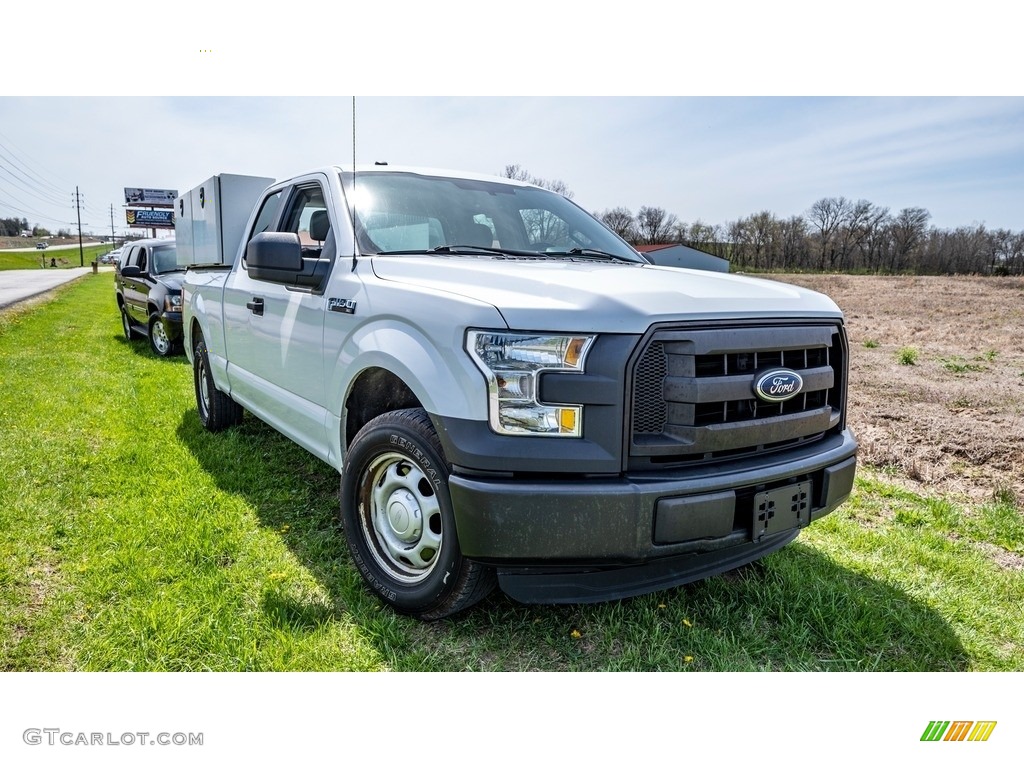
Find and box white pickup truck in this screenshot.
[180,166,857,620]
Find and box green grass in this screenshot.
[0,244,111,270]
[862,339,879,349]
[897,346,919,365]
[939,356,986,374]
[1,275,1022,671]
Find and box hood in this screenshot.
[157,273,185,292]
[369,256,843,333]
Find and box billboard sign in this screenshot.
[126,209,175,229]
[124,187,178,207]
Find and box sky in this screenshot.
[1,96,1022,237]
[2,4,1022,238]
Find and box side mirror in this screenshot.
[247,232,303,283]
[119,265,141,278]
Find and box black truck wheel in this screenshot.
[193,333,243,431]
[121,306,141,341]
[340,408,495,620]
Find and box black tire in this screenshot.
[340,408,495,620]
[148,313,177,357]
[193,332,243,431]
[121,306,141,341]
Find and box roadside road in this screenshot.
[2,242,105,254]
[0,268,94,310]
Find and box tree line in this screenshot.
[596,198,1023,276]
[499,168,1022,275]
[0,216,52,238]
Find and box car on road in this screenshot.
[36,242,48,250]
[115,237,183,356]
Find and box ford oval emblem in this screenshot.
[754,369,804,403]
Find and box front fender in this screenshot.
[329,320,489,423]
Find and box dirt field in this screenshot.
[778,274,1024,506]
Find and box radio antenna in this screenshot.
[351,95,358,272]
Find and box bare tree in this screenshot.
[501,164,574,199]
[727,218,749,268]
[598,207,637,242]
[888,207,931,272]
[502,164,531,183]
[747,210,778,270]
[636,206,679,245]
[779,215,810,270]
[807,197,853,271]
[538,178,575,200]
[858,206,892,272]
[685,220,724,258]
[1007,232,1024,275]
[984,228,1020,275]
[831,199,875,271]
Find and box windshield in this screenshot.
[149,244,179,275]
[339,171,643,262]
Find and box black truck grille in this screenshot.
[629,322,847,468]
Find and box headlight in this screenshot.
[467,331,595,437]
[165,294,182,312]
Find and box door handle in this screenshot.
[246,298,264,316]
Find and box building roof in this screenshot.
[634,243,678,253]
[634,243,729,273]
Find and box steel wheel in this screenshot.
[358,451,444,583]
[340,408,495,619]
[192,333,243,431]
[197,350,212,420]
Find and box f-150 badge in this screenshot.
[328,298,357,315]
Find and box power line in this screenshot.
[0,129,75,192]
[0,195,70,226]
[0,143,67,199]
[0,161,70,208]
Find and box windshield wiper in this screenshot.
[433,245,536,257]
[373,245,637,261]
[543,248,637,262]
[375,245,544,258]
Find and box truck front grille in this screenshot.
[629,322,847,468]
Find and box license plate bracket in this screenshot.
[752,481,812,542]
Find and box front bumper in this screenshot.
[448,428,857,603]
[160,310,183,338]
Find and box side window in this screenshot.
[137,248,148,272]
[281,185,330,251]
[123,246,137,267]
[247,183,334,290]
[248,190,283,243]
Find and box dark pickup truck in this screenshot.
[115,237,184,356]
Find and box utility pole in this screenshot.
[109,204,116,246]
[74,186,84,267]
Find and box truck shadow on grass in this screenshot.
[177,411,969,672]
[114,333,190,362]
